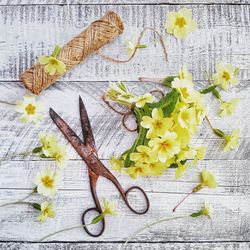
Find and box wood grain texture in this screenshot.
[0,1,249,5]
[0,81,249,161]
[0,5,249,82]
[0,242,250,250]
[0,189,249,241]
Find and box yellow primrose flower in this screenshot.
[214,64,239,91]
[39,45,66,76]
[177,105,197,132]
[125,164,150,179]
[171,78,195,103]
[149,131,181,162]
[175,163,190,179]
[201,202,214,218]
[39,132,59,157]
[143,161,167,176]
[106,81,135,108]
[177,147,196,163]
[224,129,240,152]
[36,201,56,223]
[33,168,61,197]
[191,202,214,218]
[102,199,118,216]
[200,169,217,189]
[109,156,124,172]
[219,98,239,117]
[50,145,69,168]
[193,146,206,165]
[134,93,155,108]
[179,66,193,81]
[165,8,197,39]
[130,145,158,163]
[171,124,191,145]
[141,108,173,139]
[15,95,44,124]
[193,95,207,123]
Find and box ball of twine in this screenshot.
[20,11,124,95]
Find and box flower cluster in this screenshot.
[108,67,207,179]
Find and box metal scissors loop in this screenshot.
[50,96,150,237]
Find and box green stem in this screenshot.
[0,151,33,161]
[124,215,188,247]
[0,191,35,208]
[0,100,15,106]
[205,116,214,131]
[40,223,92,241]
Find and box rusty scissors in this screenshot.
[49,96,150,237]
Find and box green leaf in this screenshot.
[213,128,225,138]
[234,68,240,74]
[32,203,41,211]
[190,211,203,217]
[138,44,147,49]
[33,187,38,193]
[52,45,61,58]
[200,85,217,94]
[169,163,178,168]
[91,214,104,224]
[161,76,176,88]
[212,89,221,99]
[40,154,49,158]
[32,146,42,154]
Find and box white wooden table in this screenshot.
[0,0,250,249]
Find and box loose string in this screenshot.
[97,27,168,64]
[102,96,138,132]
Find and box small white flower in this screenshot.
[15,95,44,124]
[33,168,61,197]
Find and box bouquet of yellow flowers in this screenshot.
[105,66,239,181]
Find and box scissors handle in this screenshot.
[124,186,150,214]
[82,207,105,237]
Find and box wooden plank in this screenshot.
[0,189,249,241]
[0,4,249,81]
[0,1,249,5]
[0,81,249,160]
[0,242,250,250]
[0,160,249,195]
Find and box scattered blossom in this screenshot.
[165,8,197,39]
[33,168,61,197]
[224,129,240,152]
[36,201,56,223]
[219,98,239,117]
[214,64,239,91]
[15,95,44,124]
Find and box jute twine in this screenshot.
[20,11,124,95]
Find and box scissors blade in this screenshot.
[79,96,96,153]
[50,108,88,159]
